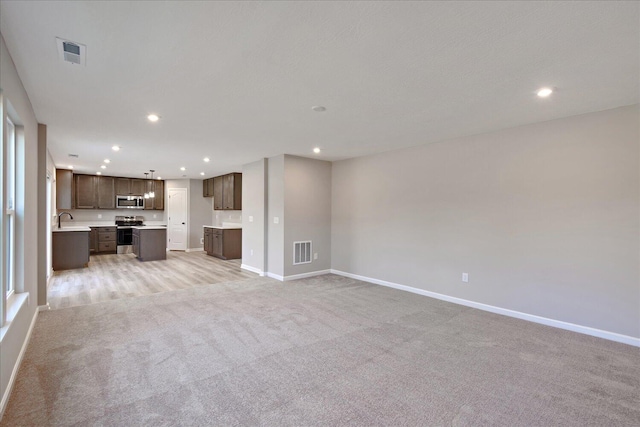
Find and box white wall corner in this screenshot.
[241,264,265,276]
[266,272,284,281]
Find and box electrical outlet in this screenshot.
[97,214,102,219]
[249,216,254,222]
[200,238,204,244]
[462,273,469,283]
[153,214,157,218]
[314,253,318,260]
[273,217,279,224]
[250,249,254,256]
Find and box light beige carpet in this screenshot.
[2,274,639,426]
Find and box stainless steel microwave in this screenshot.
[116,195,145,209]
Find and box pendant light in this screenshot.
[149,170,155,198]
[143,173,150,199]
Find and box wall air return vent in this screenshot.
[56,37,86,66]
[293,241,312,265]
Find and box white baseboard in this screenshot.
[0,308,39,420]
[283,269,332,282]
[38,303,50,312]
[330,269,640,348]
[185,248,204,253]
[265,269,331,282]
[241,264,265,276]
[266,272,284,281]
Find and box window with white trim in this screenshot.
[5,116,15,298]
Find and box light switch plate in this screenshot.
[97,214,102,219]
[249,216,254,222]
[274,217,279,224]
[462,273,469,283]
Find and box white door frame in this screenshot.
[167,187,188,251]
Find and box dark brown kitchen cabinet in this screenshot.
[204,228,241,260]
[116,178,144,195]
[56,169,74,210]
[222,173,242,210]
[203,178,214,197]
[130,179,145,196]
[144,180,164,210]
[89,227,98,253]
[52,230,90,271]
[75,174,96,209]
[90,226,116,254]
[133,227,167,261]
[96,176,115,209]
[211,173,242,210]
[116,178,131,195]
[154,180,164,210]
[203,227,212,253]
[213,176,224,209]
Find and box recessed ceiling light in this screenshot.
[112,145,120,151]
[200,172,205,176]
[101,165,106,169]
[96,171,102,175]
[180,167,186,171]
[311,106,326,112]
[68,165,74,169]
[147,114,160,122]
[537,87,553,98]
[203,157,210,162]
[104,159,110,163]
[157,176,162,180]
[313,147,321,154]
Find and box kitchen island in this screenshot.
[52,227,91,270]
[132,226,167,261]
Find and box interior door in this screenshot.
[167,188,188,250]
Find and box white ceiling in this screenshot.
[1,1,638,179]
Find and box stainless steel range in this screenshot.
[115,215,144,254]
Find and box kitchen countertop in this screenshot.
[132,226,167,230]
[52,226,91,233]
[203,225,242,229]
[58,221,167,228]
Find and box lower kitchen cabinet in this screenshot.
[52,230,90,271]
[132,227,167,261]
[203,227,241,260]
[90,226,117,254]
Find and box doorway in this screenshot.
[167,187,188,251]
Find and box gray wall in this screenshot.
[284,155,332,276]
[0,34,40,412]
[242,159,267,273]
[189,179,212,249]
[332,105,640,338]
[267,155,285,276]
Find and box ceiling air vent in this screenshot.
[56,37,86,66]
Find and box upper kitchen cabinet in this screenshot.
[223,173,242,210]
[116,178,131,195]
[202,178,214,197]
[56,169,74,210]
[115,178,144,195]
[74,174,96,209]
[131,179,145,196]
[96,176,115,209]
[212,173,242,210]
[213,176,224,209]
[144,180,165,210]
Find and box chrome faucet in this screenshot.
[57,212,73,229]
